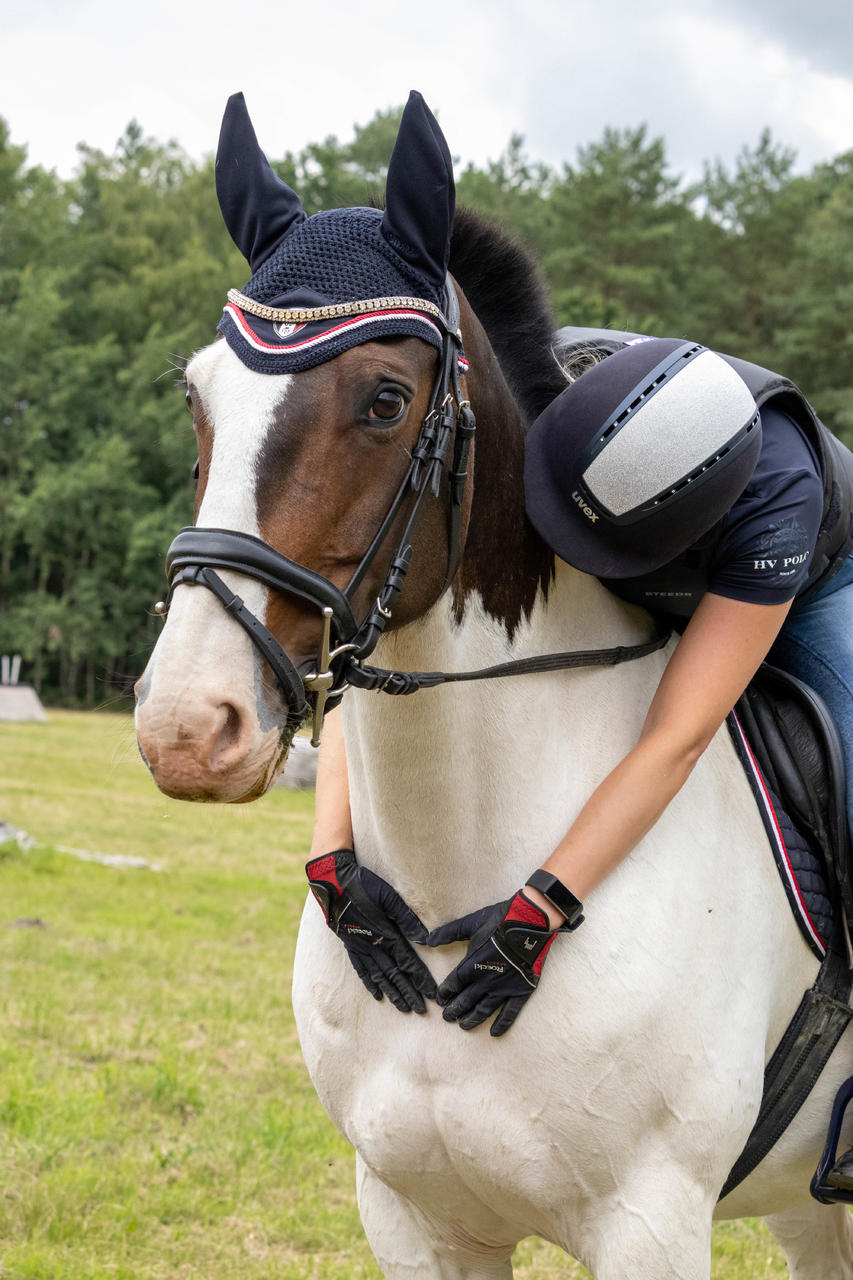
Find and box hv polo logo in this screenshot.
[750,519,811,574]
[752,552,809,572]
[572,491,600,523]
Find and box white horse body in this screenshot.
[139,339,853,1278]
[292,557,852,1276]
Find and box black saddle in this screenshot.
[720,662,853,1202]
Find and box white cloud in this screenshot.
[667,12,853,169]
[709,0,853,81]
[2,0,851,183]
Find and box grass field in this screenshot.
[0,710,791,1277]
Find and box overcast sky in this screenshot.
[4,0,853,185]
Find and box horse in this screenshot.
[135,92,853,1278]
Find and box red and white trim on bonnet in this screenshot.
[222,303,470,372]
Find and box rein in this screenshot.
[158,284,671,746]
[344,628,672,695]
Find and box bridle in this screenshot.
[156,282,670,748]
[161,282,474,745]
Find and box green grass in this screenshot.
[0,711,788,1277]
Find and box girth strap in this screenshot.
[346,625,672,695]
[719,936,853,1202]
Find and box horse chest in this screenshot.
[293,904,580,1219]
[295,883,751,1231]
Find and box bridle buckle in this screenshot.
[302,607,357,746]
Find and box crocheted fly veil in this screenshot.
[215,91,457,373]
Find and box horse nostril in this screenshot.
[211,702,245,764]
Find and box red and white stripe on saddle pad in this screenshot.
[728,712,831,959]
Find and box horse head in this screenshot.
[135,91,556,803]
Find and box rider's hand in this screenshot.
[306,849,437,1013]
[426,890,563,1036]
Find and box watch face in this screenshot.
[527,871,583,926]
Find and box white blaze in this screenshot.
[172,339,292,651]
[192,339,291,536]
[171,340,291,641]
[137,341,294,788]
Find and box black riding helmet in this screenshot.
[524,338,762,578]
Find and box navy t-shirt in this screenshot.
[603,403,824,616]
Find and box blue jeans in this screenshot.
[769,554,853,835]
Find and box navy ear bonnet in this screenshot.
[215,91,461,374]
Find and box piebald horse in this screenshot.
[135,93,853,1278]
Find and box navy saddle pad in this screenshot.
[728,663,853,958]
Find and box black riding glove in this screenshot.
[306,849,437,1013]
[427,890,563,1036]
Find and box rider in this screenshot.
[307,334,853,1181]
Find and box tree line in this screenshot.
[1,109,851,705]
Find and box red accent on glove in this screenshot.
[532,931,558,976]
[506,891,548,928]
[307,853,343,894]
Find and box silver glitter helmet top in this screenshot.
[524,338,761,578]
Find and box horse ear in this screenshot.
[215,92,306,271]
[381,91,455,292]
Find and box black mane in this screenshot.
[449,207,566,424]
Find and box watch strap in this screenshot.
[525,869,585,931]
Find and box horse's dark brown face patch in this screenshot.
[253,336,452,666]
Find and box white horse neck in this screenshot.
[342,560,666,925]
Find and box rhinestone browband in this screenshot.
[226,288,448,326]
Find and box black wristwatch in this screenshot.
[525,869,585,931]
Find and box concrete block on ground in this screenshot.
[277,735,318,789]
[0,685,48,723]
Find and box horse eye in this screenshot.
[185,390,193,414]
[369,389,406,422]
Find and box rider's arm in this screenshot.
[310,705,354,856]
[307,705,437,1011]
[526,591,795,925]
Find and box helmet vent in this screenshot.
[598,345,702,444]
[581,348,758,518]
[649,411,760,508]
